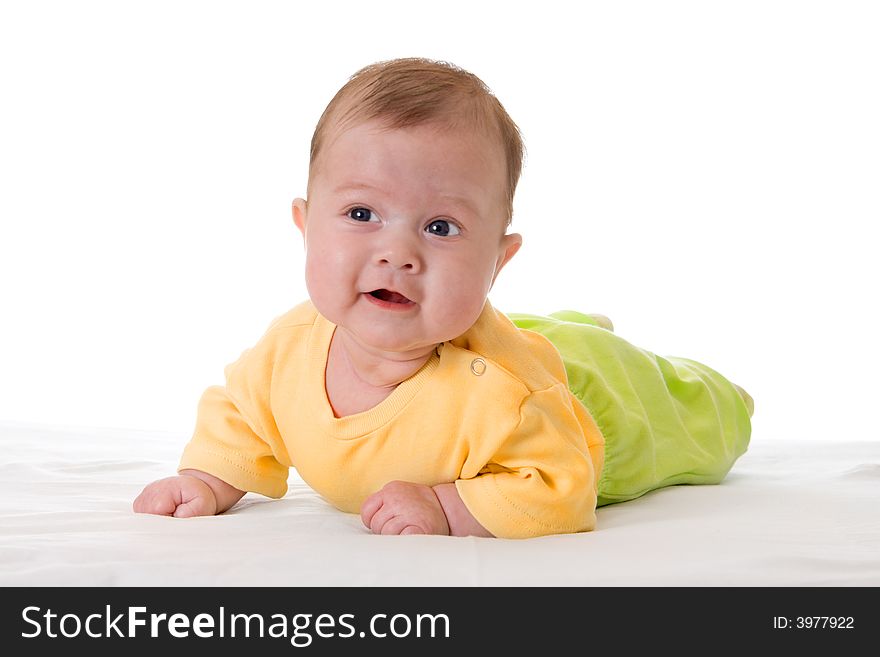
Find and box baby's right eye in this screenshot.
[347,207,375,222]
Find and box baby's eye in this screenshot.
[347,207,378,222]
[425,219,460,237]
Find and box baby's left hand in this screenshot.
[360,480,450,536]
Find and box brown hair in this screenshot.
[308,57,525,224]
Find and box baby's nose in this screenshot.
[375,232,422,272]
[376,249,421,272]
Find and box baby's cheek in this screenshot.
[305,245,352,291]
[436,294,487,338]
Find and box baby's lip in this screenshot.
[366,289,414,304]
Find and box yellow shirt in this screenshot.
[178,300,605,539]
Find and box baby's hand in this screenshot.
[360,481,450,536]
[132,475,218,518]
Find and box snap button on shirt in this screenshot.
[470,358,487,376]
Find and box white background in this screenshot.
[1,0,877,443]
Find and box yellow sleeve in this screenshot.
[178,331,292,498]
[454,383,598,539]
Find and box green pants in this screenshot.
[508,311,752,507]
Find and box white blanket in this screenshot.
[2,421,878,586]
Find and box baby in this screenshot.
[133,57,753,539]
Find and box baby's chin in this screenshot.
[333,318,468,360]
[362,314,477,346]
[316,298,479,347]
[343,326,447,357]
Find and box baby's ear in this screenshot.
[292,198,308,235]
[492,232,522,286]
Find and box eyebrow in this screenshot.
[333,182,482,215]
[332,182,383,195]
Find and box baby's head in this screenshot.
[293,58,524,357]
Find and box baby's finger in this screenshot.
[132,492,149,514]
[400,525,426,535]
[133,490,174,516]
[173,497,212,518]
[360,493,384,529]
[369,504,396,535]
[381,517,418,536]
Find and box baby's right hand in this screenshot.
[132,475,218,518]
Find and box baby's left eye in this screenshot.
[347,207,377,222]
[425,219,460,237]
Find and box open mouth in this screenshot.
[367,289,413,305]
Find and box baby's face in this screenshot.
[293,120,521,356]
